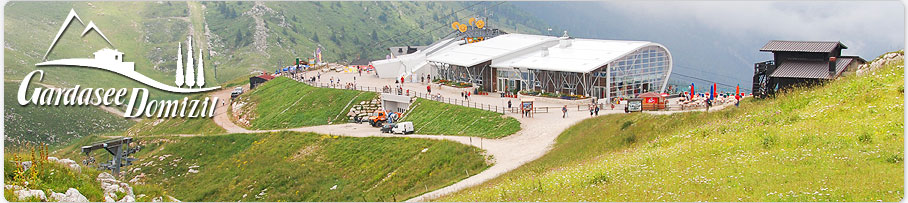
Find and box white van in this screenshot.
[391,122,414,134]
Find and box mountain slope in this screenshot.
[202,1,549,83]
[438,52,903,201]
[53,131,490,202]
[4,1,553,146]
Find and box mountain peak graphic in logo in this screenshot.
[36,9,220,93]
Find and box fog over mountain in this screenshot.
[512,1,904,92]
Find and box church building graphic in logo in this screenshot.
[36,9,220,93]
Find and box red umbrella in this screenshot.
[690,83,695,99]
[735,84,741,100]
[713,83,718,98]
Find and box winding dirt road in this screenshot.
[207,77,738,201]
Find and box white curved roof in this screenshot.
[500,39,662,73]
[426,34,558,67]
[426,33,669,73]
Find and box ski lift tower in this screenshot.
[81,137,141,177]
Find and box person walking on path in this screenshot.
[595,105,600,116]
[706,98,712,112]
[507,100,512,109]
[589,104,595,117]
[562,105,568,118]
[427,85,432,94]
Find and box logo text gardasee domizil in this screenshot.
[17,9,220,118]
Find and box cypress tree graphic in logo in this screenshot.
[175,43,184,87]
[185,36,195,87]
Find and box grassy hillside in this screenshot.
[125,117,225,137]
[438,57,904,201]
[3,82,134,148]
[236,77,377,129]
[55,132,490,201]
[201,1,548,82]
[4,1,550,145]
[6,1,550,87]
[403,98,521,139]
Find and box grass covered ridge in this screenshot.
[237,77,377,129]
[64,131,490,202]
[402,98,521,139]
[438,57,904,201]
[126,117,226,137]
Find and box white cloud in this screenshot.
[605,1,905,55]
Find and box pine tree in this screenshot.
[234,30,243,48]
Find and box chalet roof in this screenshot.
[769,58,855,79]
[255,74,275,80]
[760,40,847,53]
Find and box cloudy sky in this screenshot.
[516,1,903,89]
[604,1,904,57]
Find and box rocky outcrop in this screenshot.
[857,51,904,76]
[97,172,136,202]
[14,189,46,201]
[241,1,276,56]
[47,156,81,172]
[49,188,90,202]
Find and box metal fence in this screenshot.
[300,79,515,114]
[296,77,722,114]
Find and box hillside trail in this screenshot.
[207,77,739,201]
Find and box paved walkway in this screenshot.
[210,71,740,201]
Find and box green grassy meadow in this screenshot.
[4,145,112,202]
[125,117,225,137]
[238,77,377,129]
[437,57,904,201]
[402,98,521,139]
[54,131,490,202]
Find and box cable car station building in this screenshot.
[425,32,672,101]
[373,27,672,101]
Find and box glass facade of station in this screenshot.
[435,43,672,102]
[594,45,672,100]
